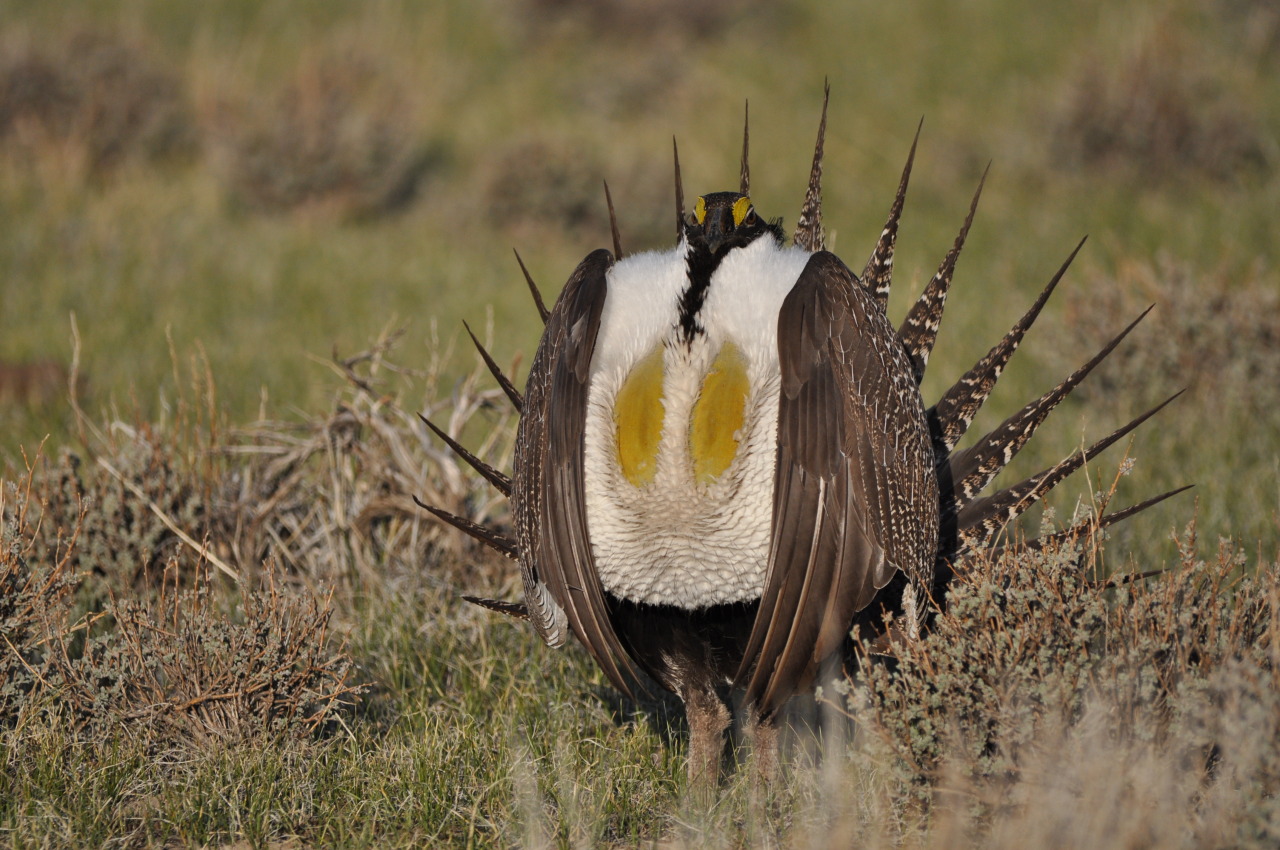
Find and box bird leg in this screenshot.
[743,706,779,784]
[683,685,731,789]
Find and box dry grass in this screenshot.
[1,464,360,751]
[221,325,518,592]
[47,560,360,747]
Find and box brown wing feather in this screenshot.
[739,252,937,716]
[512,248,640,697]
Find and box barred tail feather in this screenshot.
[463,595,530,620]
[413,495,518,559]
[899,163,989,383]
[793,80,830,252]
[942,307,1155,507]
[463,320,523,413]
[951,390,1183,546]
[418,412,513,497]
[861,119,921,309]
[928,237,1086,457]
[926,235,1085,460]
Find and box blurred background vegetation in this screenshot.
[1,0,1277,555]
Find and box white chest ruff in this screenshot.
[581,239,812,608]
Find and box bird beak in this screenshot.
[704,211,730,254]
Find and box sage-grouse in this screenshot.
[419,88,1183,783]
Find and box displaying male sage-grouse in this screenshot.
[418,88,1184,784]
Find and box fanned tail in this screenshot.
[941,308,1155,508]
[427,106,1191,640]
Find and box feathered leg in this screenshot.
[684,685,731,789]
[743,706,779,784]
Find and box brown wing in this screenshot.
[511,248,640,697]
[737,251,938,716]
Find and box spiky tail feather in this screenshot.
[412,495,518,559]
[861,119,921,310]
[941,307,1155,510]
[927,237,1086,457]
[792,81,829,252]
[417,413,511,497]
[948,390,1183,548]
[898,164,988,383]
[462,321,523,413]
[514,250,550,325]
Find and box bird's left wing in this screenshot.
[513,248,641,697]
[738,251,937,716]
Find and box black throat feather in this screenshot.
[678,242,721,344]
[677,219,784,345]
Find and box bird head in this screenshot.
[684,192,784,257]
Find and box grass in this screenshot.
[1,0,1278,845]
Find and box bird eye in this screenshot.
[744,210,758,226]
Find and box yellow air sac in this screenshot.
[614,346,666,487]
[690,342,749,485]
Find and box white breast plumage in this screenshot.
[582,237,813,607]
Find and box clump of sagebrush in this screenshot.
[15,327,516,600]
[205,49,431,218]
[0,466,80,727]
[1051,18,1266,179]
[43,559,361,747]
[2,451,361,747]
[843,520,1279,840]
[18,445,222,609]
[0,26,194,176]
